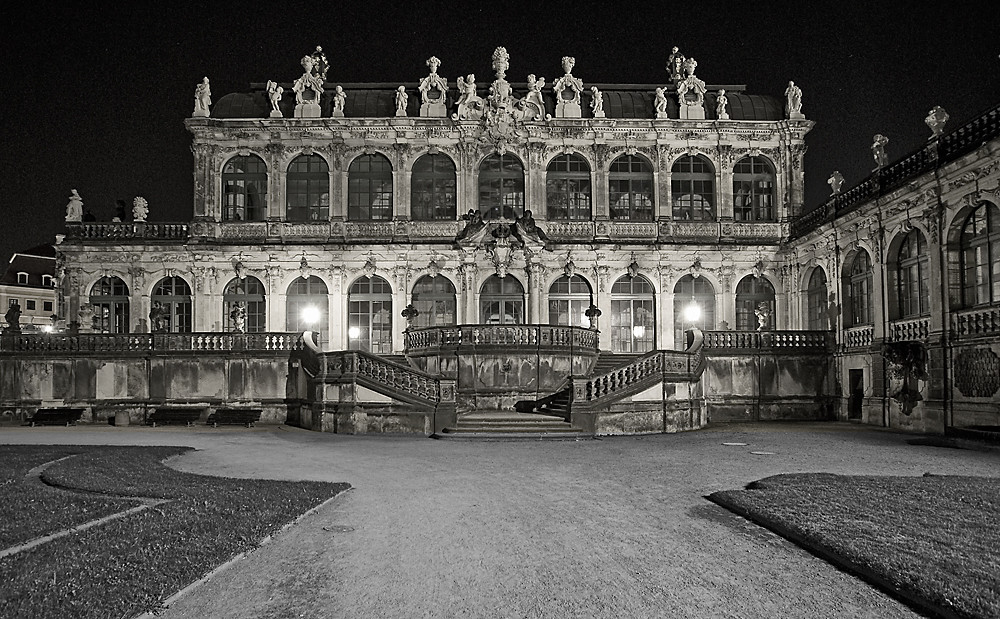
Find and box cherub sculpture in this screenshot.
[193,77,211,116]
[785,81,803,116]
[395,86,408,116]
[66,189,83,222]
[590,86,604,117]
[872,134,889,168]
[267,80,283,116]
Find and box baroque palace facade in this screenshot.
[5,46,998,435]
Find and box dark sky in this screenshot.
[2,2,997,265]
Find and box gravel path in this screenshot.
[5,422,998,618]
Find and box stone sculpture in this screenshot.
[666,46,685,82]
[654,87,668,118]
[193,77,211,117]
[332,85,347,117]
[310,46,329,82]
[785,81,803,118]
[514,209,550,249]
[132,197,148,222]
[4,301,21,333]
[230,302,247,333]
[293,55,324,118]
[553,56,583,118]
[395,86,408,116]
[754,302,771,331]
[827,171,845,195]
[523,74,546,121]
[454,75,484,121]
[267,80,283,117]
[716,89,729,120]
[872,134,889,169]
[77,303,96,333]
[676,58,706,120]
[149,301,166,333]
[418,56,448,117]
[65,189,83,222]
[925,105,949,139]
[590,86,605,118]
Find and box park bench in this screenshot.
[27,407,85,427]
[147,406,205,427]
[207,408,262,428]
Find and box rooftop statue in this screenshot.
[454,74,484,121]
[827,170,845,195]
[488,47,513,108]
[553,56,583,118]
[925,105,949,139]
[785,81,803,118]
[193,77,211,117]
[132,196,148,222]
[666,46,685,82]
[310,46,329,82]
[522,74,546,121]
[332,85,347,117]
[293,55,324,117]
[590,86,605,118]
[654,87,668,118]
[418,56,448,117]
[267,80,283,118]
[65,189,83,222]
[716,89,729,120]
[675,58,706,120]
[395,86,408,117]
[872,134,889,169]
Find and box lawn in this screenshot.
[0,445,349,619]
[710,473,1000,619]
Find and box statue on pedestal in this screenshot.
[332,85,347,117]
[925,106,949,139]
[872,134,889,169]
[754,302,772,331]
[4,301,21,333]
[784,81,803,118]
[590,86,605,118]
[666,46,685,82]
[193,77,211,117]
[418,56,448,117]
[828,171,845,195]
[715,89,729,120]
[267,80,284,117]
[66,189,83,222]
[230,302,247,333]
[552,56,583,118]
[395,86,408,116]
[132,197,148,222]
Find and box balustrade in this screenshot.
[887,317,930,342]
[64,222,190,241]
[843,325,874,349]
[951,306,1000,338]
[0,332,303,353]
[404,324,599,352]
[701,330,830,350]
[326,350,443,404]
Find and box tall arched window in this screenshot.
[286,155,329,222]
[548,275,593,327]
[546,154,592,220]
[845,250,873,326]
[90,276,130,334]
[348,154,393,220]
[478,154,525,220]
[222,155,267,221]
[735,276,775,331]
[411,275,456,327]
[348,276,393,353]
[286,276,329,342]
[895,229,929,318]
[609,155,654,221]
[671,155,715,221]
[610,275,655,352]
[806,268,829,330]
[224,276,266,332]
[673,275,715,347]
[411,153,456,221]
[150,277,192,333]
[960,202,1000,307]
[733,156,775,222]
[480,276,524,324]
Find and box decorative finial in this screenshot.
[492,47,510,78]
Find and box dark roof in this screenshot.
[211,83,783,121]
[1,246,55,287]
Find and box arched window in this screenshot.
[348,276,393,353]
[609,155,654,221]
[286,276,328,342]
[411,275,456,328]
[480,276,524,324]
[735,276,775,331]
[548,275,593,327]
[411,154,456,221]
[546,154,592,220]
[895,229,929,318]
[845,251,873,326]
[806,268,829,330]
[150,277,192,333]
[348,154,393,220]
[610,275,655,352]
[673,275,715,347]
[478,154,525,220]
[671,155,715,221]
[286,155,329,222]
[223,276,266,332]
[90,276,130,334]
[733,156,775,222]
[222,155,267,221]
[960,202,1000,307]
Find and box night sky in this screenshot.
[2,2,997,265]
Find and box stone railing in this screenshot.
[887,317,930,342]
[843,325,874,349]
[64,222,190,241]
[569,349,700,410]
[322,350,454,407]
[0,332,303,353]
[701,330,832,350]
[404,324,599,352]
[951,305,1000,339]
[609,221,658,240]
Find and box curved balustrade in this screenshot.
[701,330,831,350]
[405,324,599,353]
[0,332,304,353]
[323,350,450,406]
[570,349,700,409]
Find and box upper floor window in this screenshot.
[895,229,929,318]
[548,274,593,327]
[609,155,654,221]
[479,154,525,220]
[348,154,393,221]
[733,156,775,222]
[41,275,54,287]
[286,155,329,222]
[806,267,829,330]
[960,202,1000,307]
[671,155,715,221]
[411,154,456,221]
[546,154,592,221]
[735,275,775,331]
[223,155,267,221]
[90,275,130,334]
[16,272,28,284]
[411,275,457,327]
[846,250,873,326]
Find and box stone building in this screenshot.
[2,46,997,436]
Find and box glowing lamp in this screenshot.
[300,305,320,326]
[683,302,701,323]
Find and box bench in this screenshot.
[28,408,85,427]
[207,408,262,428]
[148,407,205,427]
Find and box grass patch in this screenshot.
[710,473,1000,619]
[0,445,349,619]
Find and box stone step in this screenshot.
[432,411,592,441]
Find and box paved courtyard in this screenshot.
[4,422,998,618]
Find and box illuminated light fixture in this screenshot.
[348,326,361,339]
[300,305,321,326]
[683,301,701,323]
[632,325,646,339]
[42,325,53,333]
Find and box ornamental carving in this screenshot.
[954,348,1000,398]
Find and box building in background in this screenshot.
[0,244,57,332]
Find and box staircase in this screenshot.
[591,352,645,374]
[433,411,592,441]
